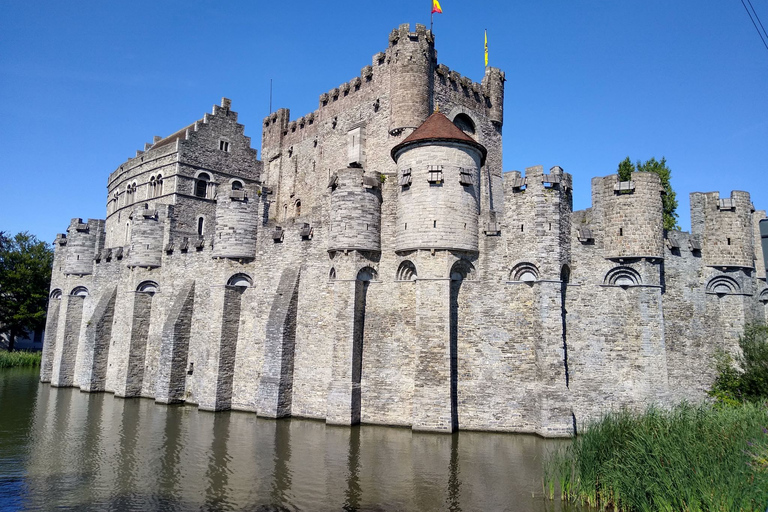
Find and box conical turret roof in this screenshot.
[390,112,487,164]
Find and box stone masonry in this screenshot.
[41,24,768,437]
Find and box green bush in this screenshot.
[710,324,768,404]
[545,402,768,511]
[0,350,42,369]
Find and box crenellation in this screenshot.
[43,24,768,438]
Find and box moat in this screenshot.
[0,368,584,511]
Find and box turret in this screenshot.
[503,165,573,278]
[691,191,755,268]
[128,205,165,268]
[391,112,486,253]
[594,173,664,259]
[328,167,382,252]
[62,218,104,275]
[482,67,505,126]
[261,108,290,162]
[388,23,435,136]
[213,181,260,259]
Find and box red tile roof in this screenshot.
[391,112,487,163]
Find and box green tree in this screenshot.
[0,232,54,351]
[710,324,768,404]
[616,156,679,231]
[617,156,635,181]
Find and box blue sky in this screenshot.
[1,0,766,243]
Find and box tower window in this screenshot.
[197,217,204,236]
[195,173,210,198]
[399,168,412,187]
[459,168,474,186]
[427,166,443,184]
[219,140,230,152]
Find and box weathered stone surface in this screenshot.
[42,25,768,437]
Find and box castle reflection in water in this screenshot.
[19,381,568,511]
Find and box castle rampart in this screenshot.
[40,24,768,437]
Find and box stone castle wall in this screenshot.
[41,24,768,437]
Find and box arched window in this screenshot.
[510,262,540,283]
[329,267,337,280]
[156,174,163,196]
[125,222,131,244]
[70,286,89,297]
[197,217,205,236]
[295,200,302,217]
[706,275,740,296]
[231,180,243,190]
[397,260,417,281]
[604,266,642,287]
[136,281,159,295]
[195,173,210,198]
[149,176,156,197]
[49,289,62,299]
[227,273,252,288]
[357,267,377,282]
[453,113,476,135]
[450,259,476,281]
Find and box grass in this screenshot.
[544,402,768,512]
[0,350,42,369]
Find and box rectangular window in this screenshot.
[428,165,443,184]
[459,168,473,186]
[399,168,412,187]
[219,140,230,152]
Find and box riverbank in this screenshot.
[0,350,41,369]
[545,402,768,511]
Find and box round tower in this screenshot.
[388,23,435,135]
[391,112,487,253]
[129,205,164,268]
[213,182,259,259]
[62,218,102,275]
[329,167,382,252]
[691,190,755,268]
[597,172,665,259]
[503,165,573,278]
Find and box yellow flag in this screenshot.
[432,0,442,14]
[484,30,488,67]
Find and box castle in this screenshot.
[41,24,768,436]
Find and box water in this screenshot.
[0,368,575,511]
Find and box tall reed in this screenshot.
[0,350,42,369]
[544,402,768,511]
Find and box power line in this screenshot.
[740,0,768,51]
[746,0,768,41]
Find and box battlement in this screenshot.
[503,165,573,195]
[388,23,433,47]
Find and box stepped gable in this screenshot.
[151,122,196,150]
[390,112,488,164]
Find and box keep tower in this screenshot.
[391,112,487,253]
[387,23,435,136]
